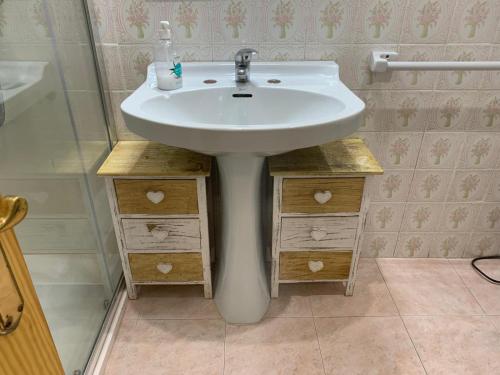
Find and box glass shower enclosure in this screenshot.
[0,0,121,373]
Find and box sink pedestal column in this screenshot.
[214,153,270,323]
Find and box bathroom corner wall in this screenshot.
[90,0,500,258]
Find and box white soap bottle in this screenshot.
[154,21,182,91]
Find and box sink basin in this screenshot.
[122,62,364,155]
[121,61,365,323]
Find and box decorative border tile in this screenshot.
[464,232,500,257]
[365,169,414,202]
[400,0,455,44]
[365,202,406,232]
[417,132,465,169]
[394,232,433,257]
[400,203,444,232]
[474,203,500,232]
[306,0,356,43]
[166,0,213,44]
[429,232,470,257]
[113,0,159,44]
[448,0,498,43]
[439,203,479,231]
[458,133,500,169]
[211,0,265,43]
[425,91,476,132]
[446,170,492,202]
[261,0,309,43]
[408,169,453,202]
[360,232,399,257]
[353,0,407,43]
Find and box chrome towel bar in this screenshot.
[370,51,500,72]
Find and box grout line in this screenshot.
[375,260,429,374]
[399,316,429,375]
[374,259,402,316]
[129,317,225,321]
[392,131,427,257]
[312,317,328,375]
[447,258,487,315]
[306,283,328,373]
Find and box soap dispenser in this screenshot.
[154,21,182,91]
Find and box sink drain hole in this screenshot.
[203,79,217,84]
[232,93,253,98]
[267,79,281,84]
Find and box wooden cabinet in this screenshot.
[280,216,358,249]
[114,179,199,215]
[128,253,204,282]
[281,178,364,213]
[268,138,383,297]
[279,251,353,281]
[98,142,214,299]
[121,218,201,250]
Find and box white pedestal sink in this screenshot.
[121,62,365,323]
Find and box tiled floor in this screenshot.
[104,258,500,375]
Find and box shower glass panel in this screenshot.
[0,0,121,373]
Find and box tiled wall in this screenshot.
[89,0,500,258]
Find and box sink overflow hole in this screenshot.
[267,79,281,84]
[232,93,253,98]
[203,79,217,84]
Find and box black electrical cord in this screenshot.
[471,256,500,285]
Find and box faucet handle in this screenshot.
[235,48,258,64]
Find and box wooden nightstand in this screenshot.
[268,138,383,297]
[97,141,214,299]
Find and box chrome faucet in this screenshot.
[235,48,258,83]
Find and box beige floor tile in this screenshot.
[225,318,324,375]
[104,319,225,375]
[105,319,138,355]
[316,317,425,375]
[377,258,483,315]
[404,316,500,375]
[123,285,221,320]
[488,316,500,333]
[451,259,500,315]
[266,284,313,318]
[310,259,398,317]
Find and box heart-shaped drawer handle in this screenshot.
[308,260,324,273]
[314,190,332,205]
[146,190,165,204]
[156,262,173,274]
[152,229,169,240]
[146,224,169,240]
[310,228,327,241]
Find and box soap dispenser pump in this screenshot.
[154,21,182,91]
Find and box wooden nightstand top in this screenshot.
[268,138,383,177]
[97,141,212,177]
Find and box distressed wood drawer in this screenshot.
[114,179,198,215]
[279,251,352,281]
[121,218,201,250]
[281,178,364,214]
[128,253,203,282]
[280,216,358,249]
